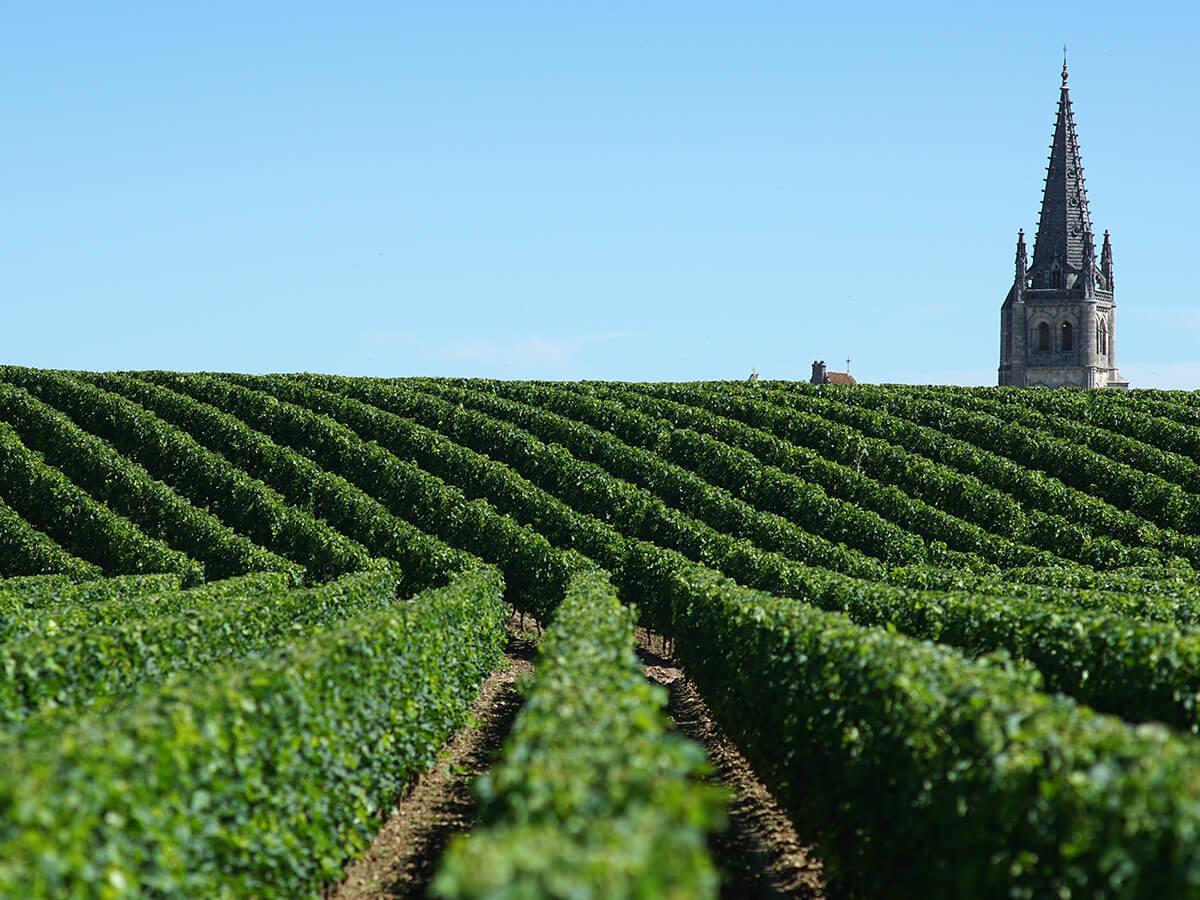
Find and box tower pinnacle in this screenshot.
[1015,229,1027,289]
[1101,229,1114,288]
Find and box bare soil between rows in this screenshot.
[331,620,538,899]
[638,629,825,899]
[333,618,822,899]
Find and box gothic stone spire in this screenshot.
[998,59,1126,389]
[1030,57,1095,284]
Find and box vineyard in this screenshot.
[4,368,1200,897]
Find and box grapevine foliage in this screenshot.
[1,368,1200,896]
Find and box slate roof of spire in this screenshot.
[1031,58,1095,275]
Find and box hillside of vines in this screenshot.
[3,367,1200,897]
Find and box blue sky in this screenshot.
[2,2,1198,386]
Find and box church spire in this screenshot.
[1030,54,1095,282]
[998,57,1125,389]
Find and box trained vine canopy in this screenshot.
[1,367,1199,898]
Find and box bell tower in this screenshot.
[998,57,1128,388]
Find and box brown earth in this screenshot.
[638,629,825,900]
[332,617,822,899]
[330,619,537,899]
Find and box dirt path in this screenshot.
[333,619,821,899]
[332,622,537,899]
[638,631,825,899]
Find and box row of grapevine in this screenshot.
[745,383,1200,565]
[0,573,75,605]
[0,421,202,582]
[138,372,588,617]
[621,542,1200,898]
[251,376,1200,730]
[264,376,634,573]
[889,565,1200,626]
[0,570,401,726]
[417,378,936,567]
[0,566,508,896]
[0,369,370,582]
[282,376,900,596]
[576,381,1058,568]
[941,385,1200,466]
[1,573,183,641]
[822,384,1200,534]
[293,374,881,577]
[82,372,474,596]
[1100,391,1200,438]
[785,564,1200,729]
[5,369,1200,896]
[435,572,723,897]
[908,385,1200,493]
[0,572,287,646]
[1007,564,1200,595]
[200,375,1200,732]
[637,381,1166,568]
[0,496,101,581]
[0,381,302,582]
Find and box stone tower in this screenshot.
[998,59,1128,388]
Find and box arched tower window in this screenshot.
[1061,321,1074,352]
[1098,319,1108,355]
[1037,322,1051,352]
[1050,269,1062,289]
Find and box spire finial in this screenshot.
[1062,46,1069,85]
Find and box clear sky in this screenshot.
[2,2,1198,386]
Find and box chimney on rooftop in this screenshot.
[810,360,828,385]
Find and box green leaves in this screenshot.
[414,379,884,577]
[86,372,475,596]
[0,498,100,580]
[628,547,1200,899]
[0,377,302,583]
[435,571,723,899]
[0,566,508,897]
[595,382,1046,568]
[148,373,588,618]
[6,368,1200,895]
[0,420,202,583]
[0,570,396,725]
[721,381,1192,566]
[0,370,382,583]
[822,384,1200,563]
